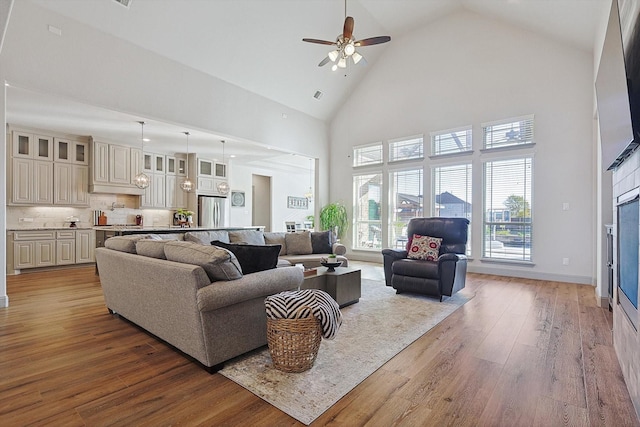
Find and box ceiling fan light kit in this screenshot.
[303,11,390,71]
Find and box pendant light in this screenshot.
[304,158,313,201]
[216,140,230,195]
[133,121,150,189]
[180,132,194,192]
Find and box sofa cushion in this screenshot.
[264,232,287,256]
[104,235,150,254]
[164,241,242,282]
[407,234,442,261]
[184,230,230,245]
[228,230,265,245]
[311,231,333,254]
[285,231,312,255]
[211,241,281,274]
[135,240,168,259]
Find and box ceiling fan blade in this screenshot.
[318,56,332,67]
[354,36,391,47]
[302,38,337,46]
[343,16,354,40]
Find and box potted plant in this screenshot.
[175,208,194,225]
[319,202,348,241]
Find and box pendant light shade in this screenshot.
[180,132,194,192]
[133,121,150,189]
[216,140,230,195]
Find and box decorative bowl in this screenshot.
[320,261,342,272]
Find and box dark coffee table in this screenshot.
[300,266,361,307]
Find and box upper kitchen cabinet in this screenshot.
[89,138,143,195]
[54,138,89,165]
[12,131,53,161]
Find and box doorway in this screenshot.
[252,174,271,231]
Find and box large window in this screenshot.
[389,136,424,162]
[483,157,532,260]
[432,163,472,255]
[389,168,423,249]
[431,127,472,156]
[482,116,534,150]
[353,173,383,249]
[353,142,383,167]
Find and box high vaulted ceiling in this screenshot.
[6,0,609,166]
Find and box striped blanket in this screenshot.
[265,289,342,340]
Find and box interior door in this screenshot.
[252,174,271,232]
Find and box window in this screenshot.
[482,115,534,150]
[353,173,383,249]
[483,157,532,261]
[389,136,424,162]
[389,168,423,249]
[432,163,472,255]
[431,127,472,156]
[353,143,383,167]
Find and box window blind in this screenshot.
[353,143,383,167]
[432,163,472,255]
[389,136,424,162]
[389,168,423,249]
[431,127,472,156]
[483,115,534,150]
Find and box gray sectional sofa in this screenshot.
[96,235,304,371]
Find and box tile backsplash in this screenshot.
[6,194,173,228]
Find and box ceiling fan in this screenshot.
[303,9,390,71]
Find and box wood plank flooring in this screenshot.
[1,263,638,426]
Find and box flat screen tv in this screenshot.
[596,0,640,170]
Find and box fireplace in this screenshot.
[617,188,639,330]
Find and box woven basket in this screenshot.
[266,315,322,373]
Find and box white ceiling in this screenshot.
[7,0,609,167]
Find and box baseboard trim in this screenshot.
[0,295,9,308]
[597,296,610,309]
[467,265,594,285]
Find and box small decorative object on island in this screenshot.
[174,208,194,227]
[65,216,79,228]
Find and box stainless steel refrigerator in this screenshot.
[198,195,227,228]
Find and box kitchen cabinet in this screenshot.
[130,147,143,185]
[76,230,95,263]
[89,139,141,195]
[167,156,176,175]
[176,156,187,176]
[56,230,76,265]
[54,138,89,164]
[215,162,227,178]
[11,158,54,205]
[54,163,89,206]
[12,131,53,161]
[153,174,166,207]
[198,158,214,177]
[154,154,165,174]
[9,229,96,272]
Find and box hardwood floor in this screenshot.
[2,262,638,426]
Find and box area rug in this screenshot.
[219,279,474,425]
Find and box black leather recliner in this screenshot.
[382,217,469,301]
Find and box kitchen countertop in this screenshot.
[8,225,263,232]
[7,226,95,231]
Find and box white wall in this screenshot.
[329,10,596,284]
[231,162,315,232]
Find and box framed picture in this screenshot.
[231,191,245,207]
[288,196,309,209]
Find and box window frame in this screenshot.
[429,126,473,157]
[388,135,424,163]
[353,142,384,167]
[388,166,424,250]
[481,115,535,151]
[352,171,384,251]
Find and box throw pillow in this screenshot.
[311,231,333,254]
[104,235,149,254]
[184,230,230,245]
[264,232,287,256]
[135,239,168,259]
[228,230,265,245]
[211,241,281,274]
[164,241,242,282]
[407,234,442,261]
[285,231,313,255]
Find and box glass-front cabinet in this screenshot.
[54,138,89,164]
[198,158,214,177]
[214,162,227,178]
[12,132,53,161]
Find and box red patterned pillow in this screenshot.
[407,234,442,261]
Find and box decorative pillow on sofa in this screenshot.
[104,235,150,254]
[184,230,230,245]
[311,230,333,254]
[228,230,265,245]
[164,241,242,282]
[211,241,281,274]
[285,231,313,255]
[407,234,442,261]
[135,240,168,259]
[264,232,287,256]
